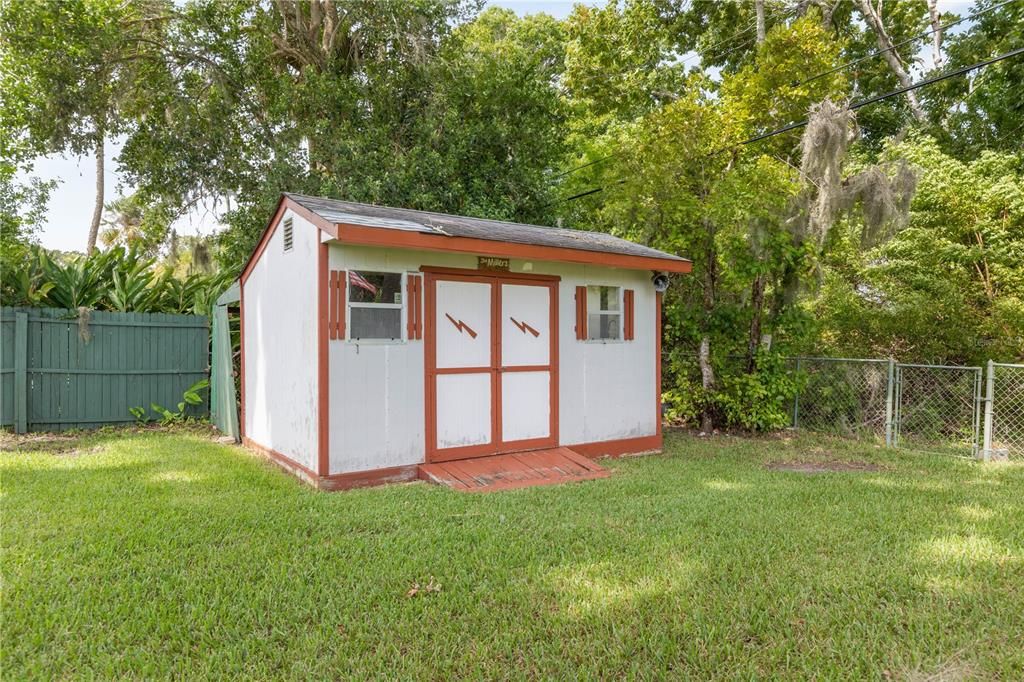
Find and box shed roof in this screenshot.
[284,193,690,273]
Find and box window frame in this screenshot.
[345,270,407,344]
[585,284,624,343]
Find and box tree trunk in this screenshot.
[755,0,766,44]
[699,335,715,434]
[699,216,717,434]
[746,274,765,373]
[87,134,105,255]
[855,0,926,122]
[927,0,943,69]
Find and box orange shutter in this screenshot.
[329,270,346,340]
[329,271,339,340]
[407,274,423,340]
[624,289,635,340]
[575,285,587,340]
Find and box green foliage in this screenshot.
[115,0,566,268]
[99,193,175,255]
[128,406,150,425]
[924,0,1024,157]
[811,133,1024,363]
[716,354,800,431]
[1,245,231,317]
[132,378,210,425]
[0,0,167,157]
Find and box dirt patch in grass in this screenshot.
[0,432,85,454]
[0,423,218,456]
[766,460,883,474]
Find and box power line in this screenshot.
[737,45,1024,148]
[553,4,796,182]
[793,0,1022,89]
[552,0,1020,183]
[546,46,1024,208]
[679,2,794,66]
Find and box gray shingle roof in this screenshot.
[286,193,689,265]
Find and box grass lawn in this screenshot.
[3,428,1023,679]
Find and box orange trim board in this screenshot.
[243,438,419,491]
[244,436,660,492]
[317,243,329,477]
[424,272,560,463]
[340,222,691,273]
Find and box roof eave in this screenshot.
[243,195,692,286]
[331,221,692,274]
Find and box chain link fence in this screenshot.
[983,362,1024,460]
[893,364,982,455]
[791,358,982,456]
[663,353,1024,458]
[791,358,890,441]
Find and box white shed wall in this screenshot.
[243,209,320,471]
[327,244,659,475]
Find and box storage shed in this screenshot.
[240,193,690,490]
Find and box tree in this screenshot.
[99,193,174,255]
[0,0,170,253]
[118,1,567,270]
[563,15,850,431]
[811,133,1024,363]
[923,0,1024,158]
[854,0,927,122]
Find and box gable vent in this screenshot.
[282,217,294,252]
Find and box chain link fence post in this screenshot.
[885,358,895,448]
[982,360,995,462]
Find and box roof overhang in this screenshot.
[241,196,692,285]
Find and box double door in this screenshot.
[425,272,558,462]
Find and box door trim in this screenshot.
[424,269,559,463]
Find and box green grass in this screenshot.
[3,428,1023,679]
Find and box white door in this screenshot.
[427,274,557,462]
[500,283,553,444]
[432,279,494,455]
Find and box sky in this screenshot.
[21,0,973,253]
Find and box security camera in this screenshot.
[651,272,670,292]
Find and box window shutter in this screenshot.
[407,274,422,340]
[329,270,346,340]
[575,285,587,340]
[624,289,635,340]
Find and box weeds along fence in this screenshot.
[1,307,209,433]
[667,354,1021,459]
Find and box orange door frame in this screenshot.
[423,268,559,463]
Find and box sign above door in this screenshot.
[477,256,510,271]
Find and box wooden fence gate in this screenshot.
[1,307,209,433]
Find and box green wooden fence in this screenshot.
[1,307,209,433]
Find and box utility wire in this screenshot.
[553,0,1020,183]
[792,0,1022,89]
[737,45,1024,148]
[553,5,796,181]
[679,2,795,66]
[546,46,1024,208]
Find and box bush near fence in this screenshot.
[1,307,209,433]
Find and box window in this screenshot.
[282,217,294,252]
[587,285,621,340]
[348,271,403,340]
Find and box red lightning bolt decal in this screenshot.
[445,313,478,338]
[510,317,540,337]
